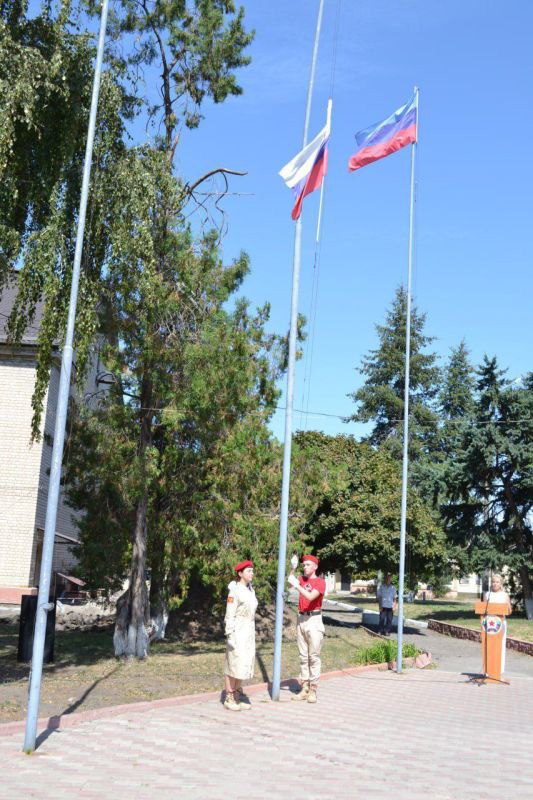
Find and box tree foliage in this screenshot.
[0,0,126,435]
[3,0,261,656]
[306,442,446,585]
[347,286,440,461]
[440,358,533,610]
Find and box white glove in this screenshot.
[227,634,236,650]
[290,553,299,570]
[287,574,299,589]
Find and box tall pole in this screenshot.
[272,0,325,701]
[397,86,419,674]
[23,0,110,753]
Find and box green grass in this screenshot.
[0,617,380,723]
[353,640,418,666]
[330,595,533,643]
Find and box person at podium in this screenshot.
[483,574,511,673]
[484,574,512,610]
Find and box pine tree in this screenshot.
[440,340,475,421]
[420,341,476,504]
[347,286,440,461]
[442,357,533,615]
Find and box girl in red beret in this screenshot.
[223,560,258,711]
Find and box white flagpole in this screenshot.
[272,0,325,701]
[397,86,419,673]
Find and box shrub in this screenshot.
[353,640,418,665]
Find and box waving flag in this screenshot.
[348,94,417,173]
[279,111,331,221]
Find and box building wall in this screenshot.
[448,574,482,596]
[0,353,81,589]
[0,355,44,586]
[33,362,80,581]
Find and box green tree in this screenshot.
[66,232,287,638]
[306,443,446,586]
[420,340,476,505]
[4,0,258,656]
[442,358,533,615]
[0,0,126,433]
[100,0,254,153]
[440,340,475,421]
[347,286,440,462]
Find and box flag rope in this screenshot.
[300,0,343,430]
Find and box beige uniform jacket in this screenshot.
[224,581,258,680]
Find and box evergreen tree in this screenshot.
[347,286,440,461]
[442,357,533,615]
[440,340,475,421]
[420,341,476,504]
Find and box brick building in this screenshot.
[0,276,99,604]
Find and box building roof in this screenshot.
[0,272,46,346]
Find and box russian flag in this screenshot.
[279,108,331,221]
[348,94,417,173]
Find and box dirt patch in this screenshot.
[166,602,297,643]
[55,602,115,632]
[0,618,374,724]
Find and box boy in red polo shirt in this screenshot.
[287,554,326,703]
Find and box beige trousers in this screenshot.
[296,613,325,686]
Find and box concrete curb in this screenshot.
[0,658,419,739]
[361,608,428,630]
[322,599,362,612]
[427,619,533,656]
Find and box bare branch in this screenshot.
[184,168,247,196]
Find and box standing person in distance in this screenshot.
[224,560,258,712]
[377,572,398,636]
[287,554,326,704]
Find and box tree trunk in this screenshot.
[113,493,150,657]
[113,383,153,657]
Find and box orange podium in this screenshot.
[475,602,511,684]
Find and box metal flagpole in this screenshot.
[23,0,110,753]
[271,0,325,701]
[397,86,419,674]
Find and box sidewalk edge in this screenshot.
[0,658,417,738]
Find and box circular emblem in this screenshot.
[482,615,502,635]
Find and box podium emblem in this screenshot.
[482,615,502,635]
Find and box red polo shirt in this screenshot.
[298,575,326,612]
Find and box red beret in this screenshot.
[234,559,253,573]
[302,554,319,566]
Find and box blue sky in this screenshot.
[166,0,532,440]
[31,0,530,439]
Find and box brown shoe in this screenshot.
[307,687,318,704]
[224,692,242,712]
[292,682,310,701]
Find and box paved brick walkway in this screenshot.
[1,669,531,800]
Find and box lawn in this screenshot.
[332,596,533,642]
[0,614,376,724]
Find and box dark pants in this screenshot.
[379,607,393,634]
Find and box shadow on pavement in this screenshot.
[35,665,121,750]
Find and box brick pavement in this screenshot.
[0,669,531,800]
